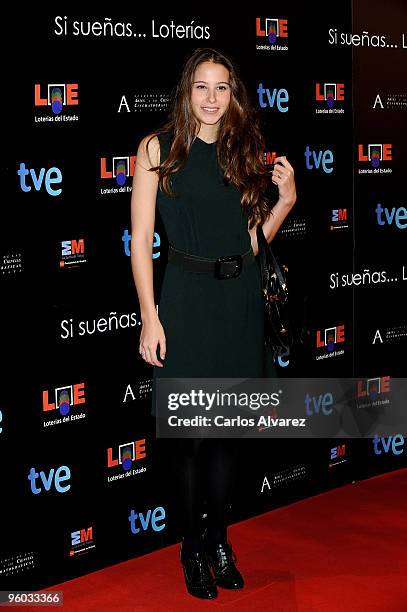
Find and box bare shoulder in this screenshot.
[137,133,160,170]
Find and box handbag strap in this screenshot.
[256,224,287,291]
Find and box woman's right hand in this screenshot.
[139,313,166,367]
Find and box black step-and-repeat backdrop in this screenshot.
[2,4,406,591]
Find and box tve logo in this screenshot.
[372,434,404,456]
[305,146,334,173]
[257,84,289,112]
[100,155,136,186]
[28,465,71,494]
[358,143,392,168]
[375,203,407,229]
[255,17,288,44]
[107,438,146,471]
[122,229,160,258]
[42,383,86,416]
[18,163,63,196]
[305,391,334,416]
[34,83,79,114]
[128,505,166,534]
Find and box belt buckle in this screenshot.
[214,254,243,279]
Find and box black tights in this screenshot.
[174,437,238,554]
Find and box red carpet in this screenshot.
[33,468,407,611]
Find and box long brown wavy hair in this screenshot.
[145,47,274,228]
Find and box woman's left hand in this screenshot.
[271,156,297,207]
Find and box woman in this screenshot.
[130,47,297,600]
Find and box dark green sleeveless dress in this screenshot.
[151,132,277,416]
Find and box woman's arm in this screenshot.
[130,134,166,366]
[248,155,297,255]
[248,196,296,255]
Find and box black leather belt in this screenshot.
[167,244,255,279]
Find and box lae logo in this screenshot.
[107,439,146,471]
[100,156,136,186]
[256,17,288,43]
[358,143,392,168]
[357,376,390,401]
[316,324,345,352]
[34,83,79,114]
[315,82,345,109]
[42,383,86,416]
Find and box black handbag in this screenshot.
[256,223,294,357]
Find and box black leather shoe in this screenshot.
[179,541,218,599]
[205,540,244,589]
